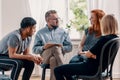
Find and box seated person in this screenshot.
[69,9,105,63]
[54,14,119,80]
[32,10,72,80]
[0,17,42,80]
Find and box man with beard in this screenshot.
[0,17,43,80]
[33,10,72,80]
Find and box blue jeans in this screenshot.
[69,54,88,63]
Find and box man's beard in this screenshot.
[51,25,58,29]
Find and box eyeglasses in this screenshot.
[49,17,63,25]
[49,17,61,21]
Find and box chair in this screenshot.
[74,38,120,80]
[0,68,5,75]
[40,63,50,80]
[0,61,12,80]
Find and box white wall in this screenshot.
[103,0,120,26]
[103,0,120,78]
[1,0,31,37]
[0,0,2,39]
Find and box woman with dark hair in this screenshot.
[70,9,105,63]
[54,14,119,80]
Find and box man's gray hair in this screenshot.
[45,10,57,21]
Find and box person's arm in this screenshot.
[8,46,33,60]
[87,36,106,59]
[62,32,72,53]
[8,46,42,64]
[32,32,44,54]
[84,51,96,59]
[78,29,88,54]
[23,48,43,64]
[8,35,42,64]
[78,34,86,54]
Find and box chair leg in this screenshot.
[72,75,78,80]
[2,70,5,75]
[41,68,46,80]
[110,72,113,80]
[110,76,113,80]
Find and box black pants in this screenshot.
[54,61,98,80]
[0,56,34,80]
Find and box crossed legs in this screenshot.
[42,46,64,80]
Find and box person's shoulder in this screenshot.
[84,28,89,34]
[3,30,21,42]
[101,34,117,38]
[9,30,20,38]
[37,27,47,33]
[99,34,118,42]
[58,27,66,33]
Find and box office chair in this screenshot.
[74,38,120,80]
[40,63,50,80]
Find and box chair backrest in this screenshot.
[75,37,120,80]
[0,66,12,80]
[97,37,120,78]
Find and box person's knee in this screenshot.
[53,46,62,54]
[54,46,61,50]
[14,60,24,68]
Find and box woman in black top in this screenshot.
[54,14,119,80]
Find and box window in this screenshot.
[67,0,89,39]
[28,0,88,40]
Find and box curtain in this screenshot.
[28,0,44,31]
[87,0,120,32]
[0,0,1,39]
[28,0,68,30]
[86,0,120,20]
[86,0,104,18]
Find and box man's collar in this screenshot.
[46,24,58,31]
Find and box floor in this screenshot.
[19,76,49,80]
[18,76,120,80]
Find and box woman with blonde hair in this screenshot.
[54,14,119,80]
[70,9,105,63]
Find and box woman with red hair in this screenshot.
[69,9,105,63]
